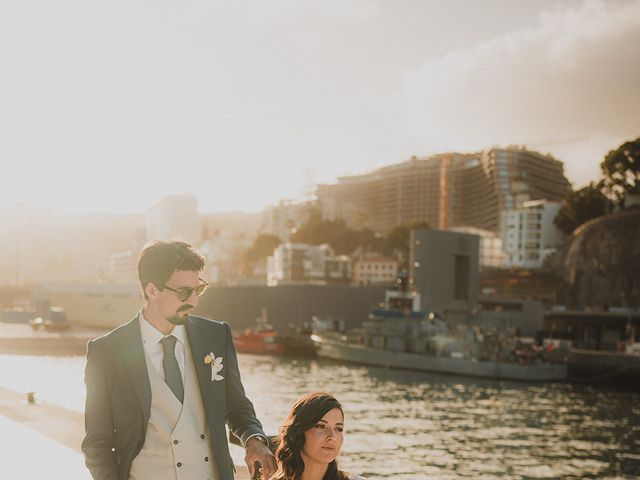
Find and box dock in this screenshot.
[0,385,252,479]
[0,323,103,355]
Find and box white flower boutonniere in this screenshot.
[204,352,224,382]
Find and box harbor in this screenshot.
[1,224,638,478]
[1,7,638,476]
[212,229,640,388]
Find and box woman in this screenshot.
[270,392,366,480]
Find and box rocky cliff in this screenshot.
[564,207,640,308]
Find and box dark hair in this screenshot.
[274,392,346,480]
[137,240,205,299]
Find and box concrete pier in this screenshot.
[0,323,102,355]
[0,384,252,479]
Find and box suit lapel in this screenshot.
[186,317,223,414]
[121,315,152,425]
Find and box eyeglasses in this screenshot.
[162,278,209,302]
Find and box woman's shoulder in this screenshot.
[343,473,367,480]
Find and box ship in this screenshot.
[312,273,568,382]
[233,308,285,355]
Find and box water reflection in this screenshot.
[238,356,640,479]
[1,354,638,479]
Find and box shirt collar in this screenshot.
[139,309,186,346]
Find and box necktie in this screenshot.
[160,335,184,403]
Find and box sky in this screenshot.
[1,0,639,215]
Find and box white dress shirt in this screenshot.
[139,310,186,382]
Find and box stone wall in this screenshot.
[564,207,640,309]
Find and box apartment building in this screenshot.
[352,257,399,286]
[501,200,564,269]
[317,155,445,232]
[317,147,570,235]
[267,243,351,286]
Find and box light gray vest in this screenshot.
[129,338,219,480]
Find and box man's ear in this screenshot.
[145,282,160,299]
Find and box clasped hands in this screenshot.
[245,437,277,480]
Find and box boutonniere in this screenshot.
[203,352,224,382]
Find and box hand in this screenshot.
[245,437,276,480]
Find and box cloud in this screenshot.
[404,0,640,176]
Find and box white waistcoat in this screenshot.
[129,338,219,480]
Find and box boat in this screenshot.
[233,309,284,355]
[312,273,568,382]
[279,322,317,357]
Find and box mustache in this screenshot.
[176,304,193,313]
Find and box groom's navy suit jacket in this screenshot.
[81,314,265,480]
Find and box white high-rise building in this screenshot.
[352,257,399,286]
[501,200,563,269]
[267,243,351,286]
[147,194,200,245]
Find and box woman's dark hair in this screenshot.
[137,240,205,299]
[273,392,346,480]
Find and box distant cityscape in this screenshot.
[0,142,637,314]
[0,146,586,288]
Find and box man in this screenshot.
[82,240,275,480]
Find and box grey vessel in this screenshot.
[313,274,568,382]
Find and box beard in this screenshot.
[168,304,193,325]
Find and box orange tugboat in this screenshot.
[234,309,285,355]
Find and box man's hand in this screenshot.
[245,437,276,480]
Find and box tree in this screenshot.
[290,215,347,247]
[554,183,611,235]
[242,234,282,265]
[600,137,640,206]
[288,209,384,255]
[383,222,430,266]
